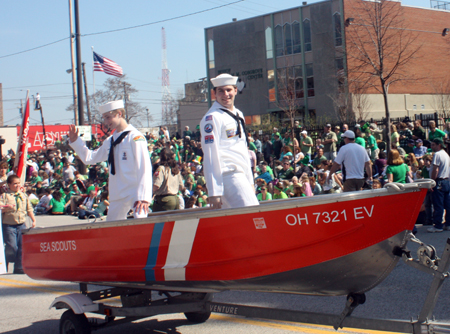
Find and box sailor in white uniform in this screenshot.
[68,100,152,221]
[200,73,259,209]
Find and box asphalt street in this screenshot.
[1,215,449,334]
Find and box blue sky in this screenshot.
[0,0,432,127]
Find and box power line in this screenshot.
[82,0,245,37]
[2,83,72,90]
[0,1,244,60]
[0,37,70,59]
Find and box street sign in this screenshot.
[76,126,92,141]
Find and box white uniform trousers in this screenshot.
[106,197,148,221]
[221,173,259,209]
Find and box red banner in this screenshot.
[15,94,30,183]
[19,124,107,152]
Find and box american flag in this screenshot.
[93,52,123,77]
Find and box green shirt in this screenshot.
[300,136,313,155]
[429,128,446,141]
[386,163,409,183]
[273,192,288,200]
[355,137,366,147]
[367,135,378,152]
[313,155,327,168]
[257,192,272,201]
[49,198,66,213]
[30,175,42,184]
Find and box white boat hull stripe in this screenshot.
[163,219,200,281]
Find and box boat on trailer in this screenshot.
[21,180,450,333]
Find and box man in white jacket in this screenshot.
[200,74,259,209]
[68,100,152,221]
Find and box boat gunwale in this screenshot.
[23,181,430,235]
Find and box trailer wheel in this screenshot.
[60,309,91,334]
[184,311,211,323]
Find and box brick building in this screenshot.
[204,0,450,125]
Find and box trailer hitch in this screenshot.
[334,293,366,330]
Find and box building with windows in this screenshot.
[204,0,450,125]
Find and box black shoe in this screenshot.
[13,269,25,274]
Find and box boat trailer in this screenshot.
[52,235,450,334]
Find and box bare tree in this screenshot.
[66,75,150,127]
[345,0,422,151]
[431,78,450,119]
[275,67,301,157]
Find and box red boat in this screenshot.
[22,181,432,296]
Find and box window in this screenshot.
[294,66,303,98]
[284,23,293,55]
[268,70,276,102]
[265,27,273,59]
[303,19,312,52]
[306,63,314,97]
[335,58,345,89]
[277,68,287,99]
[208,40,215,69]
[275,25,283,57]
[334,13,342,46]
[292,21,301,54]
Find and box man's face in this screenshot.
[216,85,237,109]
[431,142,442,152]
[102,111,122,130]
[8,178,20,193]
[0,167,6,176]
[417,141,422,147]
[318,149,323,157]
[414,121,420,128]
[261,165,267,173]
[301,133,306,138]
[282,162,290,170]
[342,124,348,131]
[324,126,331,133]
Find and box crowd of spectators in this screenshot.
[0,118,447,227]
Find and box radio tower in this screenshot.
[161,27,172,129]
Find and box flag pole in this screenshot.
[92,46,95,104]
[14,90,30,186]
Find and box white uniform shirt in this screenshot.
[334,142,369,180]
[70,124,152,202]
[200,101,253,197]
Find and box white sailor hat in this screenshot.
[211,73,238,87]
[99,100,124,115]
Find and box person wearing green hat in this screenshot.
[428,137,450,233]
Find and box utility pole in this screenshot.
[146,108,150,128]
[37,101,48,150]
[68,0,78,125]
[82,62,91,124]
[123,82,129,122]
[74,0,84,125]
[19,100,23,118]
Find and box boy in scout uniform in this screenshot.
[1,175,36,274]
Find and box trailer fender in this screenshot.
[50,293,99,314]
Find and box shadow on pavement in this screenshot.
[1,317,198,334]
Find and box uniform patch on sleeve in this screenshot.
[204,135,214,144]
[226,129,236,138]
[154,171,159,177]
[204,124,213,133]
[133,135,146,142]
[205,115,213,121]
